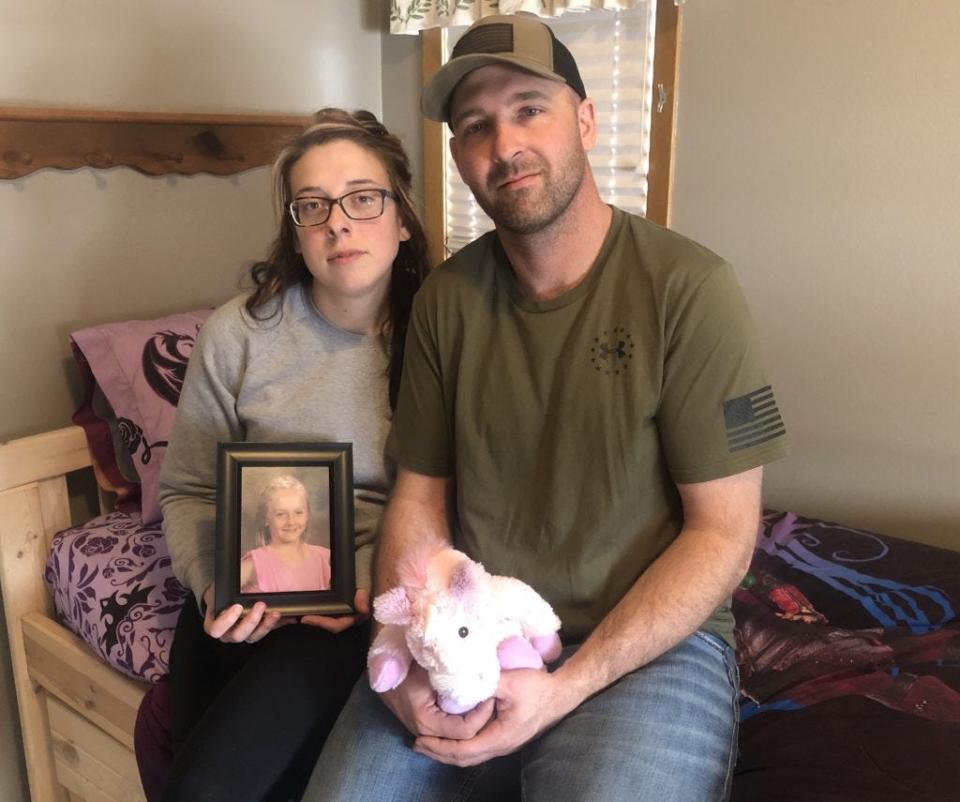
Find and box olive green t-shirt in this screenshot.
[387,208,789,643]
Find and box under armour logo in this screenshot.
[597,341,627,360]
[590,328,634,375]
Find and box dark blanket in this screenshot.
[732,512,960,800]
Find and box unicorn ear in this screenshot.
[448,557,485,599]
[373,587,413,626]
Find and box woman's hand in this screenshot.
[201,584,288,644]
[300,588,371,633]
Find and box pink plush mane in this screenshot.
[394,541,440,590]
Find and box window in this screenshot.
[420,1,681,264]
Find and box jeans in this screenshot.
[303,630,739,802]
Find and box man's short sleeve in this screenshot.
[657,262,789,483]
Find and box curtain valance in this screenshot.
[390,0,654,35]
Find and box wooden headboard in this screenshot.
[1,106,310,179]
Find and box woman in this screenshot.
[241,475,331,594]
[157,108,428,802]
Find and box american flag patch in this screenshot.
[723,386,785,453]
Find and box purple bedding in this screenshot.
[45,511,188,682]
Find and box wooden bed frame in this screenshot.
[0,425,147,802]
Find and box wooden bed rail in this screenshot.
[0,425,146,801]
[0,426,91,493]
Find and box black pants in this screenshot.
[161,601,368,802]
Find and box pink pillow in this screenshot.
[71,309,212,523]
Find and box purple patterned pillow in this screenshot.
[71,309,212,524]
[45,512,189,682]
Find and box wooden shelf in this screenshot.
[0,106,310,178]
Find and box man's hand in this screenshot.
[202,584,287,644]
[301,588,371,633]
[382,663,495,740]
[414,667,577,767]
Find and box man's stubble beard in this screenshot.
[473,144,588,236]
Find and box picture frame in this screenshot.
[214,441,355,617]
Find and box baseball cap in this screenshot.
[421,14,587,123]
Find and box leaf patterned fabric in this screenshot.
[45,512,188,682]
[389,0,645,33]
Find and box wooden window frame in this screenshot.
[419,2,682,267]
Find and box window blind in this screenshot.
[441,2,658,254]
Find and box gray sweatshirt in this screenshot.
[158,284,391,604]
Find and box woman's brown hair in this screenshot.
[245,108,429,411]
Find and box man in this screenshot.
[305,14,789,801]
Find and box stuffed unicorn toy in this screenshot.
[368,548,562,714]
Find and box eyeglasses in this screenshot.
[288,188,396,227]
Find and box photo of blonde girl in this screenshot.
[240,474,331,593]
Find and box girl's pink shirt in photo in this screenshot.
[244,544,332,593]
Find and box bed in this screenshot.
[0,426,150,802]
[2,311,959,802]
[0,307,212,802]
[731,512,960,801]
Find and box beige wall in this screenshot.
[0,1,383,798]
[381,27,424,211]
[670,1,960,551]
